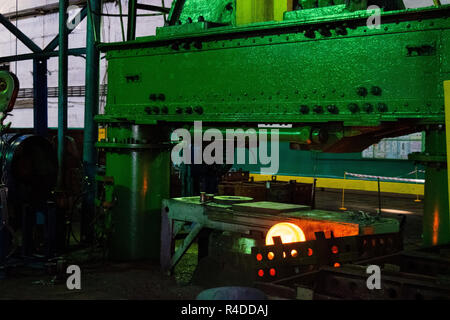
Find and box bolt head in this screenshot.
[348,103,359,113]
[357,87,368,97]
[194,106,203,114]
[0,80,7,92]
[363,103,373,113]
[371,86,382,96]
[299,105,309,114]
[327,105,339,114]
[377,103,388,112]
[313,105,323,114]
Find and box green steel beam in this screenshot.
[81,0,101,243]
[97,7,450,127]
[127,0,137,41]
[57,0,69,190]
[0,48,86,63]
[410,126,450,246]
[0,14,42,53]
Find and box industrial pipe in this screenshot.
[57,0,69,190]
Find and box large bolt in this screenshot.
[377,103,388,112]
[194,41,203,49]
[318,25,332,37]
[152,106,160,114]
[304,28,316,39]
[299,105,309,114]
[313,105,323,114]
[348,103,359,113]
[176,107,183,114]
[185,107,193,114]
[327,105,339,114]
[0,79,7,92]
[357,87,368,97]
[194,106,203,114]
[363,103,373,113]
[335,26,347,36]
[162,106,169,114]
[371,86,382,96]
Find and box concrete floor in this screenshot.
[0,189,424,300]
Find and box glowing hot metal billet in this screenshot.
[265,222,306,246]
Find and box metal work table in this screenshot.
[160,196,399,273]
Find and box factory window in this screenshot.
[361,132,423,160]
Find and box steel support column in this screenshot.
[127,0,137,41]
[421,126,449,246]
[81,0,101,243]
[57,0,69,190]
[104,125,170,260]
[33,59,48,136]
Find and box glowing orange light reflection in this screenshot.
[433,208,440,245]
[265,222,306,245]
[331,245,339,254]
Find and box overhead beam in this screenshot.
[2,0,114,21]
[0,14,42,53]
[136,3,170,14]
[0,48,86,64]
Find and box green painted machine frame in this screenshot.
[95,1,450,260]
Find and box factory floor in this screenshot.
[0,189,423,300]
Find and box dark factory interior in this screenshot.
[0,0,450,306]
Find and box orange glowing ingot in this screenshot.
[265,222,306,245]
